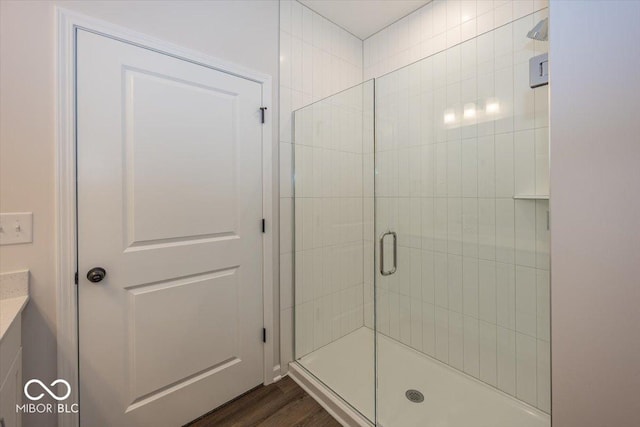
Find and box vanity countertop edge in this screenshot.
[0,270,30,341]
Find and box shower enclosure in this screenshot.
[292,10,550,427]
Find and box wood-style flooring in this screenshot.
[185,376,341,427]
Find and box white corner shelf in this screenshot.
[513,194,549,200]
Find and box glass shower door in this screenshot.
[373,11,550,427]
[292,80,375,423]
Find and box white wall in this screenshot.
[550,2,640,426]
[0,2,279,426]
[279,0,363,372]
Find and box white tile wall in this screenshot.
[364,0,548,81]
[279,0,364,371]
[371,2,550,414]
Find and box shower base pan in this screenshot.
[289,327,550,427]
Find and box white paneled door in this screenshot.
[76,30,264,426]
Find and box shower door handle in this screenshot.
[379,231,397,276]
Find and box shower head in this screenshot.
[527,18,548,41]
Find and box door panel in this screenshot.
[129,269,239,401]
[124,68,238,244]
[77,30,264,426]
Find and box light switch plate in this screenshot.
[0,212,33,245]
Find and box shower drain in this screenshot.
[405,389,424,403]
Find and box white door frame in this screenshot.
[55,8,275,427]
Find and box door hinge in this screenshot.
[262,218,266,233]
[547,210,550,230]
[262,328,267,343]
[74,272,78,285]
[260,107,267,124]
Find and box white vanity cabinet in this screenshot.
[0,316,23,427]
[0,271,28,427]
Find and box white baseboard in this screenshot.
[272,364,282,382]
[288,362,373,427]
